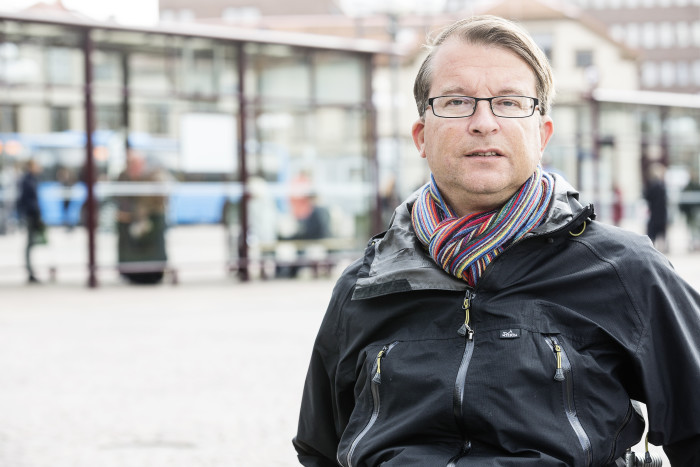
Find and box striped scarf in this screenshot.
[411,166,554,287]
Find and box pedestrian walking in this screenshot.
[643,163,668,252]
[16,159,45,283]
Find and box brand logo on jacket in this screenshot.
[500,329,520,339]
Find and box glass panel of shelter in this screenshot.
[242,44,371,278]
[90,32,241,283]
[0,22,87,282]
[0,18,374,284]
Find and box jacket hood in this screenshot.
[352,174,591,300]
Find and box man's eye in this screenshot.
[445,98,470,106]
[496,99,521,108]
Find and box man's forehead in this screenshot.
[431,40,537,95]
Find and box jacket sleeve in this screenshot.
[293,274,355,466]
[631,252,700,466]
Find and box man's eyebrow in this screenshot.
[497,88,529,96]
[435,87,530,96]
[436,87,469,95]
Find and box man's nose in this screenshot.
[468,100,499,134]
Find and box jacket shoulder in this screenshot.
[578,221,668,270]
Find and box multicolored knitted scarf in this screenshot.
[411,166,554,287]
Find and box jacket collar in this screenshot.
[352,174,591,300]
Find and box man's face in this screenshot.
[126,153,145,179]
[412,39,553,216]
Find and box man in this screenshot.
[16,159,44,283]
[293,15,700,467]
[116,150,168,284]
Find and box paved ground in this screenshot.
[1,225,698,466]
[0,277,335,467]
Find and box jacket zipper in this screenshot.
[447,289,476,466]
[344,341,398,467]
[605,402,634,464]
[443,212,590,466]
[546,336,592,467]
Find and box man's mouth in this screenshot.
[466,151,502,157]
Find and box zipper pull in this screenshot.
[372,346,388,384]
[458,291,475,339]
[553,343,565,381]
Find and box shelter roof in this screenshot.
[0,7,399,56]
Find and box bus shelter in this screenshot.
[0,10,397,286]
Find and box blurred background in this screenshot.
[0,1,698,466]
[0,0,699,286]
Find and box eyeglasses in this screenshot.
[427,95,539,119]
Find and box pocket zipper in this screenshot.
[345,342,398,467]
[546,335,593,467]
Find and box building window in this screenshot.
[96,105,121,130]
[659,22,674,48]
[222,7,261,22]
[575,50,594,68]
[178,9,195,22]
[50,106,70,132]
[147,106,169,135]
[642,22,657,49]
[677,62,690,87]
[0,105,18,132]
[692,60,700,86]
[531,33,553,62]
[610,24,625,43]
[693,21,700,47]
[642,62,659,87]
[660,61,675,87]
[676,22,691,47]
[161,9,175,22]
[626,23,640,48]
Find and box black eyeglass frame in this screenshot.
[427,95,540,119]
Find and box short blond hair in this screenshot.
[413,15,555,119]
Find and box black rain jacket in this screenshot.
[293,175,700,466]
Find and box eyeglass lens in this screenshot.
[431,96,536,118]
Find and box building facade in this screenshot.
[571,0,700,94]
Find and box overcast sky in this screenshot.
[0,0,158,25]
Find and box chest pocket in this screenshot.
[338,338,465,467]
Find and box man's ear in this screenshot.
[539,115,554,153]
[412,119,427,159]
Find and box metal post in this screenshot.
[388,12,401,215]
[660,106,670,168]
[82,28,98,288]
[121,51,130,149]
[236,43,249,281]
[366,53,381,235]
[590,95,600,210]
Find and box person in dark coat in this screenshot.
[116,150,168,284]
[293,16,700,466]
[16,159,43,283]
[680,175,700,251]
[643,163,668,252]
